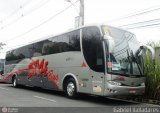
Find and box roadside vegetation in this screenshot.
[144,41,160,100]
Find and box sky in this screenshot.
[0,0,160,58]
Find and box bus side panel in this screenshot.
[4,64,16,83]
[15,59,31,85]
[42,67,59,90]
[27,57,44,88]
[42,52,84,91]
[39,52,94,93]
[4,59,30,85]
[53,52,94,94]
[90,70,105,96]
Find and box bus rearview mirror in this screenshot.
[104,35,115,53]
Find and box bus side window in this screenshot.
[6,50,18,63]
[42,30,80,56]
[68,30,80,51]
[96,45,103,66]
[42,37,60,55]
[32,41,44,57]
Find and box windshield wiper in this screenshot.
[127,49,133,74]
[131,51,143,76]
[130,50,143,76]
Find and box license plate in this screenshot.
[129,90,136,94]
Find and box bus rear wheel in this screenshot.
[12,76,18,88]
[65,78,77,98]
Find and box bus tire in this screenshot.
[12,76,18,88]
[65,78,77,98]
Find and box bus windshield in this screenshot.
[106,49,143,76]
[102,25,143,76]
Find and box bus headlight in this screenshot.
[108,81,121,86]
[141,82,145,86]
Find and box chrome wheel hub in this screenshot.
[67,82,75,96]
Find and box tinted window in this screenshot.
[68,30,80,51]
[6,50,19,62]
[33,41,44,57]
[42,37,59,55]
[82,27,104,72]
[6,44,37,64]
[58,35,69,53]
[42,30,80,55]
[26,44,34,58]
[17,45,33,59]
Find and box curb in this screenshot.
[115,97,160,105]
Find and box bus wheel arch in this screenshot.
[62,74,79,98]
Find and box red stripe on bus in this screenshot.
[81,62,87,67]
[1,68,29,81]
[0,59,60,91]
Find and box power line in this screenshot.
[119,18,160,28]
[122,7,160,19]
[0,0,32,28]
[0,0,51,30]
[124,23,160,30]
[0,0,32,23]
[106,5,160,23]
[3,0,79,43]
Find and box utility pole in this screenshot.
[79,0,84,26]
[65,0,84,27]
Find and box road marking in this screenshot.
[0,87,9,90]
[34,96,56,102]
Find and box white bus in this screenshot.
[4,25,147,98]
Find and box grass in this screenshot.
[144,56,160,100]
[144,41,160,100]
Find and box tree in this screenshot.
[0,42,6,50]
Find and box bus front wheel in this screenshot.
[65,78,77,98]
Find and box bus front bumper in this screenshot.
[104,83,145,96]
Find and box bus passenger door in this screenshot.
[81,40,105,95]
[89,48,105,96]
[81,26,105,96]
[90,70,105,96]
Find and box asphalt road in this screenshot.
[0,83,159,113]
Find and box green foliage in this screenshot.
[144,56,160,100]
[144,41,160,100]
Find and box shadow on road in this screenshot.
[7,84,140,106]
